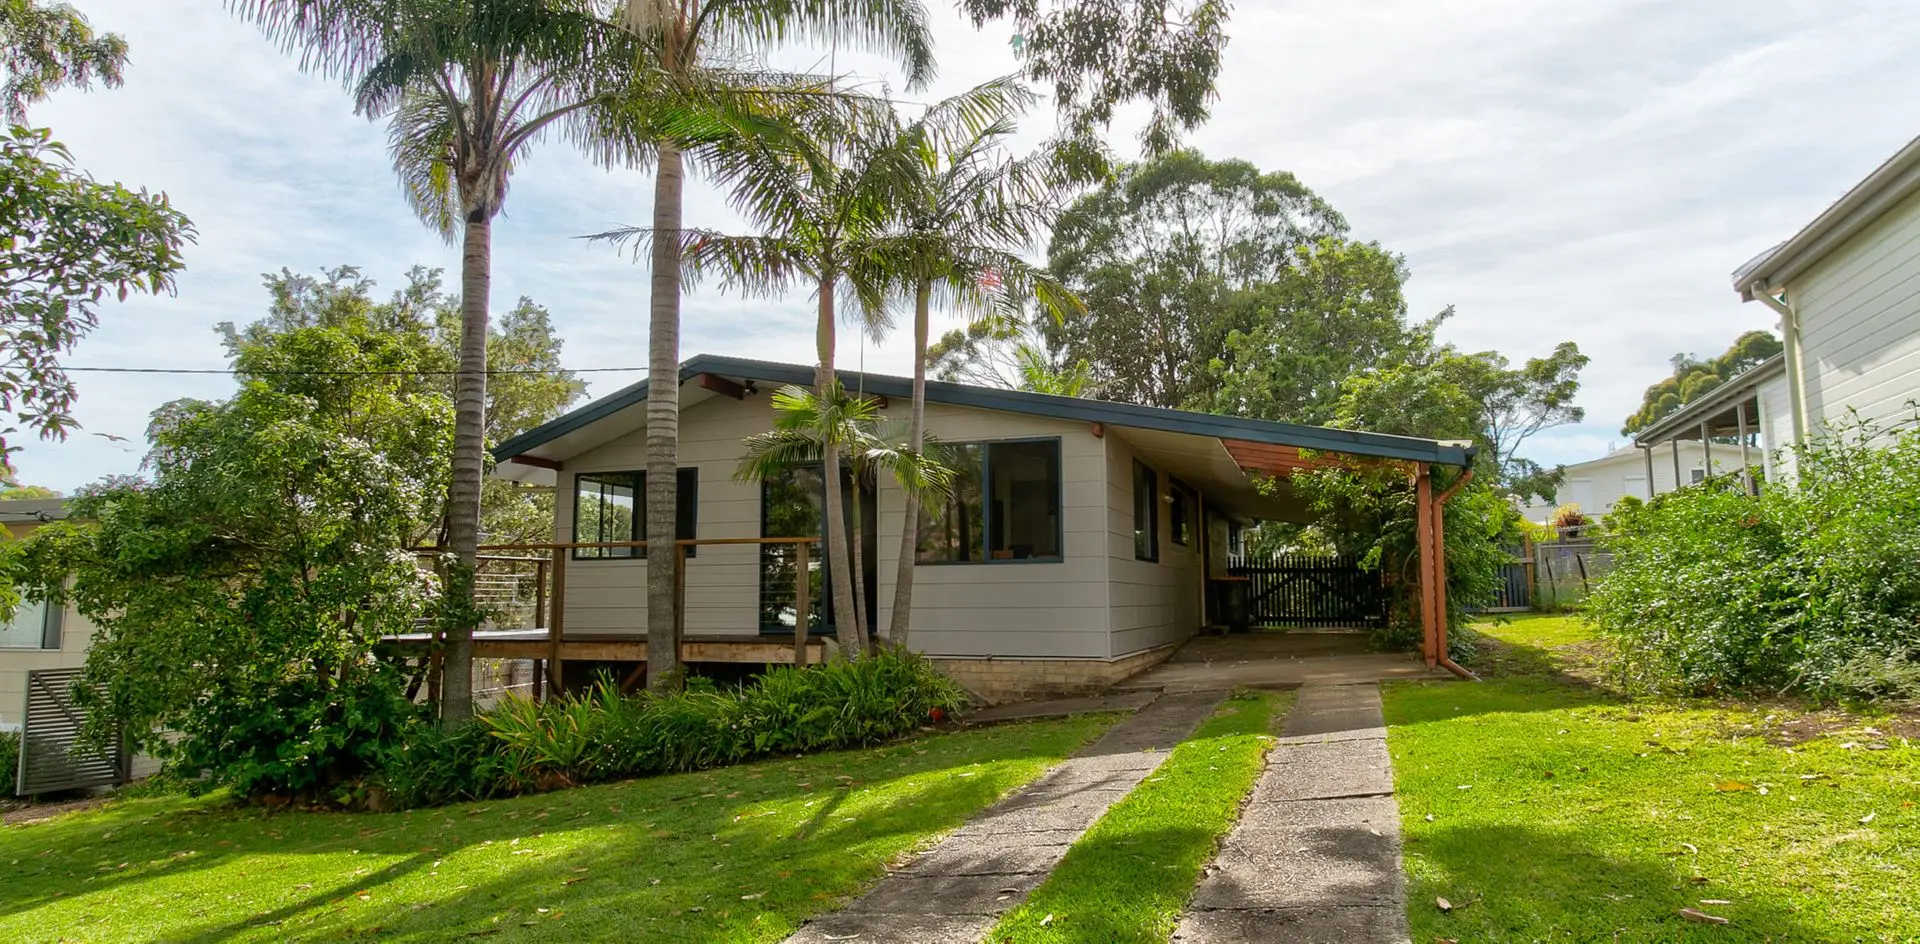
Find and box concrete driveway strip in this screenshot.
[1173,683,1411,944]
[784,689,1228,944]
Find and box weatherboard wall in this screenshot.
[1788,184,1920,438]
[1103,434,1204,658]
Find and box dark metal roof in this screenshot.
[493,354,1476,467]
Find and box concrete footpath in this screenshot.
[1173,683,1411,943]
[784,690,1228,944]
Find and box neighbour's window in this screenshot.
[917,439,1062,563]
[0,596,60,650]
[1170,482,1195,546]
[572,468,698,559]
[1133,460,1159,562]
[1689,468,1706,484]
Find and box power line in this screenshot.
[61,366,647,377]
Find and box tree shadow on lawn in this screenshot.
[1404,822,1829,943]
[0,719,1102,943]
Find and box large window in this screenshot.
[0,596,60,650]
[1133,460,1159,562]
[918,439,1063,563]
[572,468,697,559]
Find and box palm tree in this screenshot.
[875,79,1089,648]
[616,0,933,687]
[734,383,952,654]
[233,0,643,722]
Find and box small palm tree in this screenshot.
[873,79,1091,647]
[234,0,644,722]
[733,384,951,653]
[616,0,933,689]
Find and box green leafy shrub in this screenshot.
[380,650,966,808]
[0,730,18,797]
[1588,417,1920,700]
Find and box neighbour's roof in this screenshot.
[0,498,68,525]
[1631,353,1786,445]
[493,354,1477,468]
[1734,135,1920,300]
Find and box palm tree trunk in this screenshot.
[441,211,492,725]
[645,143,686,692]
[886,280,932,647]
[814,281,862,657]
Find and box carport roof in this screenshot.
[496,355,1476,471]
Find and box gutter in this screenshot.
[1748,282,1808,445]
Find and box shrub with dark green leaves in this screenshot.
[379,649,967,808]
[0,730,18,797]
[1588,416,1920,700]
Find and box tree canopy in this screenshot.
[1621,330,1782,435]
[1,0,127,122]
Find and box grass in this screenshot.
[0,714,1116,943]
[1387,615,1920,942]
[987,690,1291,944]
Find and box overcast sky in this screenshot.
[12,0,1920,492]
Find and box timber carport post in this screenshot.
[1414,460,1478,680]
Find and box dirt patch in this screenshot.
[1710,704,1920,747]
[2,794,112,826]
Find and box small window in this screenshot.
[918,439,1063,563]
[1689,468,1706,484]
[1133,460,1159,562]
[573,468,697,559]
[1170,482,1195,546]
[0,596,61,650]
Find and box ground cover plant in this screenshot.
[988,690,1290,943]
[0,714,1113,943]
[1587,416,1920,701]
[1388,615,1920,942]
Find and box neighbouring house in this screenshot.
[1516,441,1709,523]
[0,499,89,733]
[1637,135,1920,479]
[479,355,1476,702]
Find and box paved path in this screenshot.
[784,690,1228,944]
[1173,683,1411,943]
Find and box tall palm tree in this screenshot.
[233,0,642,722]
[616,0,933,687]
[875,79,1089,647]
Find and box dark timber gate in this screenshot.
[1227,552,1387,628]
[17,667,129,796]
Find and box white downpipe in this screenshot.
[1749,281,1808,445]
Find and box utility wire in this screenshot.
[61,366,647,377]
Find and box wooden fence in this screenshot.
[1226,552,1387,628]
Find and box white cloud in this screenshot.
[11,0,1920,489]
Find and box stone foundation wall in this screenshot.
[933,643,1179,705]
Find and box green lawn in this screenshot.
[989,690,1290,944]
[1388,616,1920,942]
[0,715,1115,943]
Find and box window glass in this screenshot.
[0,597,49,649]
[1133,460,1159,561]
[572,469,697,560]
[1170,483,1194,546]
[760,466,827,632]
[918,440,1061,563]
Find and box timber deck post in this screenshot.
[1414,463,1438,669]
[548,547,567,696]
[793,541,810,666]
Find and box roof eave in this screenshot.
[1631,353,1786,444]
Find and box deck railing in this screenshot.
[411,536,826,698]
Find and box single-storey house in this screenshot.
[486,355,1475,701]
[1637,134,1920,478]
[1516,441,1709,523]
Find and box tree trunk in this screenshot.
[441,210,492,725]
[645,143,686,692]
[814,281,863,657]
[886,280,932,648]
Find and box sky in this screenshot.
[12,0,1920,493]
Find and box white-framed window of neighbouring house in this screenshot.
[572,468,698,560]
[0,596,62,650]
[917,438,1063,563]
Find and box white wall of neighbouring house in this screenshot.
[0,519,92,731]
[1100,434,1203,658]
[1786,185,1920,442]
[1757,372,1797,483]
[1517,442,1712,523]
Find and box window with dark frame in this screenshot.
[1170,482,1194,546]
[917,439,1063,563]
[0,595,61,650]
[1133,459,1159,562]
[571,468,698,560]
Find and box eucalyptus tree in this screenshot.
[614,0,932,687]
[873,77,1086,648]
[231,0,643,722]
